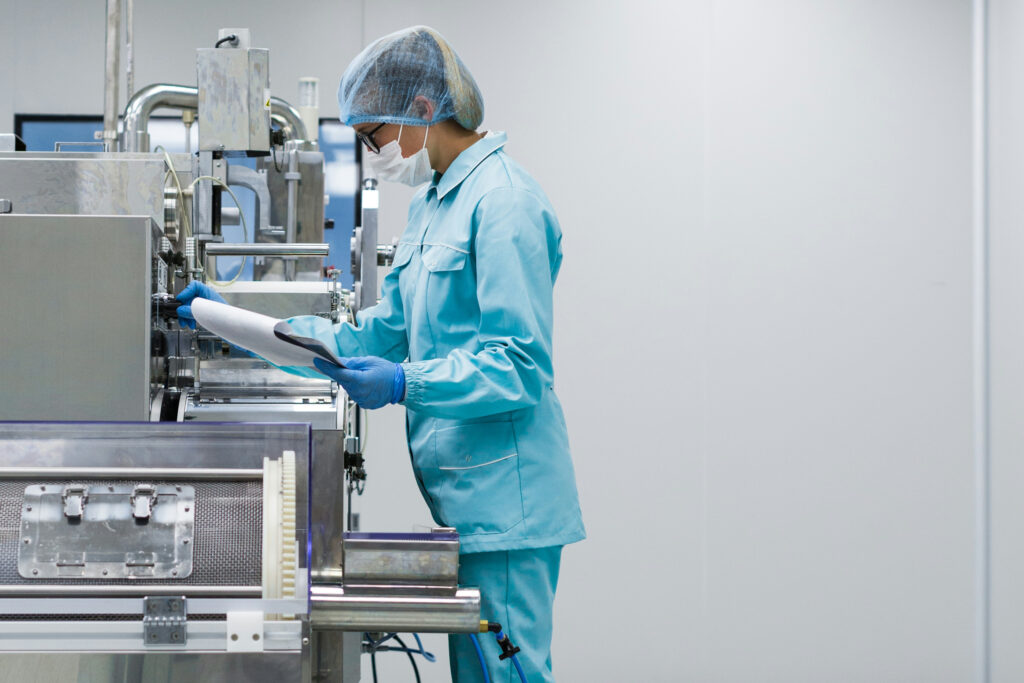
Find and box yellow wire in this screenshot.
[157,147,192,238]
[188,175,251,286]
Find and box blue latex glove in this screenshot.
[176,281,226,329]
[313,356,406,410]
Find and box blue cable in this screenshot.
[509,653,528,683]
[494,631,528,683]
[469,633,491,683]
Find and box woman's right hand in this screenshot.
[175,281,227,329]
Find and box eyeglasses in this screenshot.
[355,123,388,154]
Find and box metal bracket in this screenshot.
[130,485,157,520]
[143,596,187,645]
[61,486,88,519]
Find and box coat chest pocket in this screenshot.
[422,244,468,272]
[430,421,525,535]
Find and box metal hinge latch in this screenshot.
[61,485,88,519]
[143,596,187,645]
[131,485,158,520]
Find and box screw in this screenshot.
[151,633,158,641]
[184,507,190,512]
[22,538,30,545]
[40,486,45,492]
[176,486,182,492]
[302,637,310,646]
[26,506,31,512]
[108,486,114,492]
[31,569,38,575]
[183,539,189,545]
[171,570,178,576]
[171,632,181,641]
[252,633,260,641]
[231,633,239,641]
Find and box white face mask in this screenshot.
[365,125,433,186]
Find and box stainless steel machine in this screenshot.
[0,20,479,683]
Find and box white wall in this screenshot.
[990,1,1024,681]
[0,1,999,681]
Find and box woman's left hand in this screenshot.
[314,356,406,409]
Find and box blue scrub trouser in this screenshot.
[450,546,563,683]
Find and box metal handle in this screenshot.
[203,243,330,257]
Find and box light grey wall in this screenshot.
[990,1,1024,681]
[0,1,990,681]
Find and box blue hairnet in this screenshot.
[338,26,484,130]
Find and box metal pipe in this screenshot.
[123,86,308,152]
[284,146,300,280]
[310,586,481,633]
[102,0,122,150]
[124,0,134,100]
[122,84,202,153]
[204,243,330,257]
[270,97,309,142]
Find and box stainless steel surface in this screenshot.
[353,178,379,314]
[258,145,325,281]
[183,398,340,431]
[377,240,397,267]
[269,97,309,142]
[342,535,460,588]
[0,619,302,652]
[0,596,303,615]
[0,153,167,228]
[143,596,186,646]
[0,651,306,682]
[123,85,307,153]
[0,422,311,578]
[103,0,121,148]
[0,215,153,421]
[312,631,361,683]
[285,149,299,279]
[226,162,274,233]
[198,359,334,399]
[0,585,261,597]
[0,135,24,152]
[197,44,270,153]
[214,281,337,320]
[124,0,133,100]
[122,84,201,153]
[0,468,263,480]
[311,431,345,583]
[311,586,482,633]
[0,478,261,589]
[19,484,195,580]
[204,242,329,256]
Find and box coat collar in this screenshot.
[431,131,507,200]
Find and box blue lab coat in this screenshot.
[282,132,585,554]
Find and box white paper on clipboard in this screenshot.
[190,298,344,369]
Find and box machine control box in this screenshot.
[197,36,271,154]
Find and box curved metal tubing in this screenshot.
[122,85,309,152]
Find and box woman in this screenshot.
[181,25,584,683]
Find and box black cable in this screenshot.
[214,34,238,48]
[392,635,422,683]
[371,649,378,683]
